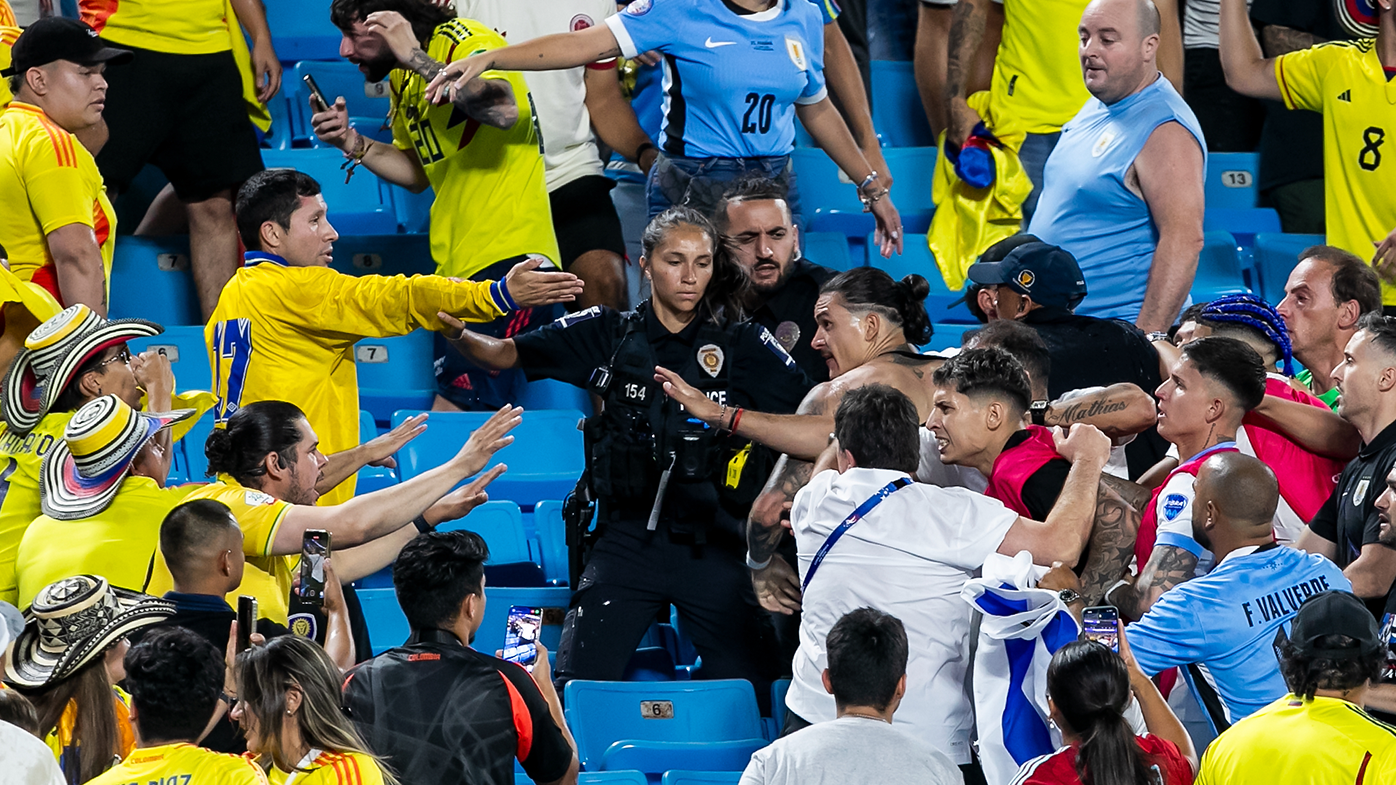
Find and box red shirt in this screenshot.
[1015,734,1194,785]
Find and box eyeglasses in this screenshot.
[93,347,131,371]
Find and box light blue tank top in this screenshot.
[1027,75,1206,323]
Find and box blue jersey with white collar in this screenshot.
[606,0,827,159]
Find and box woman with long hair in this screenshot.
[233,635,396,785]
[440,206,811,697]
[1016,632,1199,785]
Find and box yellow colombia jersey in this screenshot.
[0,413,70,605]
[390,18,560,279]
[15,476,195,608]
[0,25,18,108]
[206,258,504,506]
[1197,694,1396,784]
[1277,39,1396,304]
[148,475,296,624]
[80,0,233,55]
[88,743,269,785]
[269,750,387,785]
[0,0,15,26]
[987,0,1093,136]
[0,102,116,297]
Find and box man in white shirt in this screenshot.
[741,608,963,785]
[455,0,654,311]
[785,383,1109,776]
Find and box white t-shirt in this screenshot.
[915,427,988,491]
[456,0,616,191]
[740,716,964,785]
[787,467,1019,764]
[0,721,64,785]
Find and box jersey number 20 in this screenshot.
[742,93,776,135]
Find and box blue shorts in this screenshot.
[434,255,565,410]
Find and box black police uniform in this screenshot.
[512,302,812,701]
[1308,418,1396,618]
[747,259,837,383]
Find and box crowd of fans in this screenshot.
[1,0,1396,783]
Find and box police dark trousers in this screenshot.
[512,302,811,709]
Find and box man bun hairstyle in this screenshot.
[834,384,921,474]
[825,608,909,712]
[1302,245,1381,316]
[392,530,490,631]
[1178,336,1267,412]
[235,169,322,252]
[820,267,933,346]
[204,400,309,485]
[931,347,1034,415]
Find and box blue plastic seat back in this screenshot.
[790,149,863,215]
[128,326,213,391]
[357,587,410,656]
[866,234,975,326]
[329,234,435,277]
[393,185,435,234]
[600,740,765,776]
[355,332,437,426]
[579,773,648,785]
[870,60,936,148]
[661,771,744,785]
[1206,152,1260,210]
[518,379,592,413]
[390,409,586,507]
[531,500,570,584]
[437,500,531,564]
[1203,208,1282,258]
[267,0,340,61]
[564,680,763,770]
[1192,232,1251,302]
[261,93,295,151]
[474,586,571,658]
[262,148,398,234]
[355,409,398,495]
[292,60,392,145]
[883,147,937,215]
[110,237,203,326]
[802,232,855,272]
[1254,233,1325,306]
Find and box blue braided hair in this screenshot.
[1198,294,1294,376]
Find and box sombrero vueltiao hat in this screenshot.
[40,395,194,521]
[1336,0,1378,39]
[5,575,173,689]
[2,305,161,437]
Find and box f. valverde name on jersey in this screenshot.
[1242,574,1336,628]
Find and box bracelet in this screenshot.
[857,171,879,192]
[717,403,729,430]
[489,278,521,313]
[339,132,371,184]
[413,515,433,534]
[220,690,238,705]
[730,407,744,433]
[636,141,656,161]
[746,553,772,570]
[859,186,889,212]
[1146,331,1170,343]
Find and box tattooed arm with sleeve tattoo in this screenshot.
[1078,474,1150,604]
[1042,384,1158,440]
[1109,544,1200,621]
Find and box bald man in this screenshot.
[1124,453,1351,728]
[1028,0,1206,334]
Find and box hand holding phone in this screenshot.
[303,73,331,113]
[1082,606,1121,652]
[503,606,542,671]
[298,530,331,607]
[236,596,257,653]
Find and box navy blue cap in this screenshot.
[967,242,1088,311]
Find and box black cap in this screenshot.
[1,18,132,78]
[1289,591,1383,660]
[967,242,1088,311]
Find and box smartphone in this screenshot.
[303,73,330,112]
[1382,613,1396,682]
[503,605,542,671]
[1081,606,1120,652]
[298,530,331,607]
[236,595,257,653]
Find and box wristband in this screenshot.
[718,403,729,431]
[730,407,744,433]
[220,690,238,705]
[489,279,521,313]
[413,515,433,534]
[746,553,772,570]
[636,141,656,160]
[1146,331,1170,343]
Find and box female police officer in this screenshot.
[440,207,811,701]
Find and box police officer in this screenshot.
[440,207,812,701]
[714,175,837,384]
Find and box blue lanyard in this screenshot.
[802,478,913,593]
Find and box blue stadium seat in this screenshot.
[870,60,936,148]
[623,647,678,681]
[519,378,592,413]
[128,326,212,390]
[391,409,586,507]
[882,147,937,217]
[1204,207,1282,249]
[802,232,856,272]
[866,234,975,325]
[356,410,397,496]
[293,60,392,147]
[661,772,743,785]
[474,586,571,657]
[790,149,863,215]
[261,93,295,151]
[357,587,410,656]
[1206,152,1260,210]
[393,185,435,234]
[1254,233,1324,306]
[110,237,202,326]
[764,678,791,740]
[1192,232,1252,302]
[355,332,436,426]
[262,148,398,234]
[437,501,544,586]
[580,773,648,785]
[600,740,764,778]
[793,148,935,242]
[564,680,764,771]
[532,500,570,584]
[267,0,340,61]
[329,234,434,277]
[925,322,978,353]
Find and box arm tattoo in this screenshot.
[746,455,815,562]
[1116,545,1198,620]
[405,48,444,82]
[944,0,985,103]
[407,47,517,127]
[1050,396,1131,425]
[1260,25,1324,58]
[1078,476,1145,604]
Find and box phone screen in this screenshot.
[298,530,330,607]
[503,605,542,671]
[1382,614,1396,682]
[1082,606,1120,652]
[302,73,330,111]
[236,595,257,653]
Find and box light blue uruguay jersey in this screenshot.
[1125,544,1351,723]
[606,0,828,159]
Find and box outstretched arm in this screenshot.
[1042,384,1158,439]
[657,369,837,461]
[316,414,429,494]
[426,25,622,103]
[439,313,522,371]
[1219,0,1284,100]
[1249,394,1361,459]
